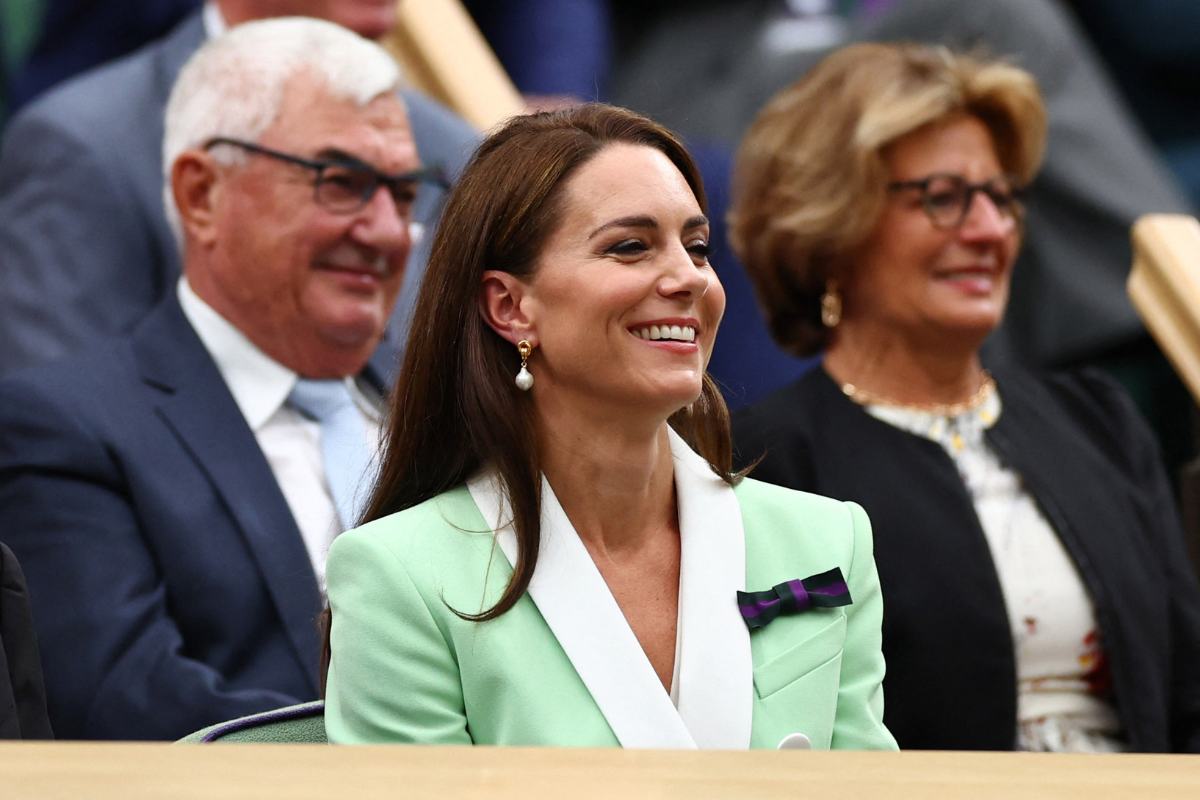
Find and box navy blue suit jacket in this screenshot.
[0,9,479,377]
[0,293,396,739]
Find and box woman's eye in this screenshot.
[688,242,712,260]
[605,239,649,256]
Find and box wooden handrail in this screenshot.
[1128,214,1200,405]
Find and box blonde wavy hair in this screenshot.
[728,43,1048,356]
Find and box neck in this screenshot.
[535,393,677,559]
[824,320,988,406]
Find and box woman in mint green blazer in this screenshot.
[323,105,897,751]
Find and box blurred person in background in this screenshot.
[0,18,432,740]
[0,0,478,378]
[731,44,1200,753]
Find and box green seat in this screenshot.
[178,701,326,743]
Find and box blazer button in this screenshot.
[777,733,812,750]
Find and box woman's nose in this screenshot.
[959,191,1015,241]
[659,245,711,298]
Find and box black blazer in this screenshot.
[0,543,53,739]
[733,364,1200,752]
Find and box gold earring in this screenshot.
[820,281,842,328]
[515,341,534,391]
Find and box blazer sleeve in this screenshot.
[0,376,302,740]
[324,527,472,745]
[0,543,54,739]
[0,104,165,375]
[1082,372,1200,752]
[831,501,897,751]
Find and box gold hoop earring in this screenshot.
[820,281,842,328]
[515,341,534,391]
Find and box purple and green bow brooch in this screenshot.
[737,568,852,630]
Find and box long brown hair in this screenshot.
[357,105,739,631]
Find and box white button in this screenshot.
[777,732,812,750]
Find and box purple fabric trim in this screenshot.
[784,579,810,611]
[739,598,781,618]
[811,581,849,598]
[199,702,325,742]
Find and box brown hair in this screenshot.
[360,104,736,622]
[728,43,1048,356]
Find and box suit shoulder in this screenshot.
[0,340,138,414]
[331,485,496,576]
[735,476,851,523]
[6,46,163,147]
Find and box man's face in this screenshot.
[201,72,419,377]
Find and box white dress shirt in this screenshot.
[177,279,381,590]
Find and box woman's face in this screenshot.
[520,143,725,420]
[844,114,1020,347]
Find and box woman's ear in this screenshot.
[171,150,222,247]
[479,270,538,347]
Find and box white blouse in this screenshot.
[863,391,1125,752]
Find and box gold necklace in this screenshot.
[841,370,996,417]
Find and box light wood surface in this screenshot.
[5,743,1200,799]
[382,0,523,132]
[1128,214,1200,404]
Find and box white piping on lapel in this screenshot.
[669,428,753,749]
[465,429,752,750]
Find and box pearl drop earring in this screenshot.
[515,341,534,391]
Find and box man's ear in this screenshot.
[171,150,223,247]
[479,270,538,347]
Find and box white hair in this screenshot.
[162,17,403,245]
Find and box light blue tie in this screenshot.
[288,379,376,531]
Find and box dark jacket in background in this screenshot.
[732,364,1200,752]
[0,542,53,739]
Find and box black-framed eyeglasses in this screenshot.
[203,137,450,214]
[887,172,1025,230]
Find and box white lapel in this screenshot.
[467,468,696,749]
[465,430,753,750]
[668,428,754,749]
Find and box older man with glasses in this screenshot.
[0,18,427,741]
[0,0,478,379]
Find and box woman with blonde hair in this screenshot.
[731,43,1200,752]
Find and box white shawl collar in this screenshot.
[467,429,752,749]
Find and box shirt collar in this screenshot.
[202,1,228,40]
[178,277,296,431]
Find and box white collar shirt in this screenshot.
[177,278,381,591]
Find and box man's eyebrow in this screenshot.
[313,148,431,182]
[314,148,369,167]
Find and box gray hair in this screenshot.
[162,17,403,246]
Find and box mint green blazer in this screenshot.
[325,465,896,750]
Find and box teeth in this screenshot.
[633,325,697,342]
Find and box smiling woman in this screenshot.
[730,44,1200,754]
[321,104,898,751]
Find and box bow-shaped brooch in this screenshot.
[737,568,852,630]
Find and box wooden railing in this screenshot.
[5,743,1200,799]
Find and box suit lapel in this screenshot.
[467,431,753,749]
[670,430,753,749]
[468,469,695,749]
[133,299,321,694]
